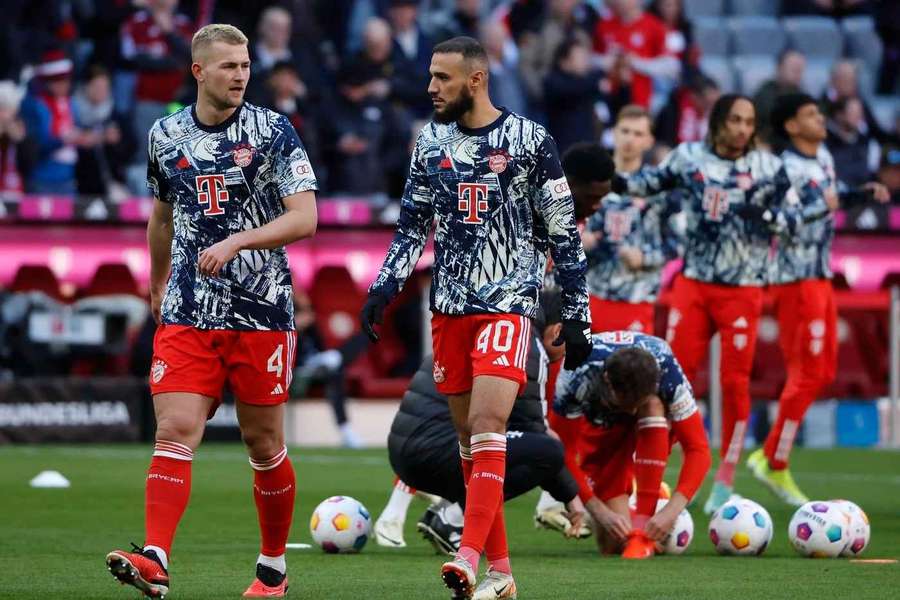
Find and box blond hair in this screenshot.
[615,104,652,127]
[191,24,248,62]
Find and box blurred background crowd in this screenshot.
[1,0,898,203]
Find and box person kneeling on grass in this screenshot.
[374,291,590,556]
[553,331,711,558]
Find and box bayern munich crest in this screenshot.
[488,151,508,174]
[232,144,255,168]
[151,359,167,384]
[433,362,446,384]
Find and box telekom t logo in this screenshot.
[702,186,729,221]
[195,174,229,216]
[458,182,489,224]
[604,210,633,242]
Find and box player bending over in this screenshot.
[553,331,711,558]
[106,24,318,599]
[747,93,889,505]
[361,36,591,600]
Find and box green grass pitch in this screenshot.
[0,444,897,599]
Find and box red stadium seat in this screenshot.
[9,265,64,301]
[83,263,141,297]
[308,266,365,349]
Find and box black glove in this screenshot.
[734,202,773,224]
[610,174,628,194]
[360,293,389,343]
[553,319,592,370]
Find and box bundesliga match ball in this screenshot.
[708,498,773,556]
[788,501,850,558]
[831,499,871,557]
[309,496,372,553]
[654,498,694,555]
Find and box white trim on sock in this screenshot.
[249,447,288,471]
[774,419,799,463]
[724,420,747,464]
[257,553,286,575]
[144,545,168,570]
[637,416,669,429]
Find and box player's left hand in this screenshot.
[198,236,242,277]
[862,181,890,203]
[618,246,643,270]
[554,319,592,370]
[644,504,679,543]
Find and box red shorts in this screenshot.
[430,312,531,395]
[150,325,297,409]
[578,421,636,501]
[589,295,655,334]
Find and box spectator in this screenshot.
[252,6,293,74]
[120,0,193,164]
[265,61,325,190]
[72,66,134,199]
[654,73,720,147]
[0,0,67,81]
[481,20,529,117]
[593,0,679,110]
[322,62,408,197]
[347,18,394,102]
[544,37,629,154]
[649,0,695,69]
[428,0,483,43]
[826,96,880,189]
[78,1,138,72]
[754,49,807,145]
[875,1,900,94]
[517,0,598,108]
[821,59,888,143]
[0,81,35,196]
[387,0,434,119]
[20,50,85,194]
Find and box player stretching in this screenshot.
[612,94,806,514]
[106,24,318,599]
[747,93,890,505]
[361,37,591,600]
[554,331,711,558]
[581,105,683,334]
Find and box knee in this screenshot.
[241,423,284,459]
[155,413,203,448]
[469,415,506,436]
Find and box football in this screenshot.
[708,498,773,556]
[309,495,372,553]
[831,499,871,556]
[788,501,850,558]
[654,498,694,555]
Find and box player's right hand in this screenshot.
[360,293,389,343]
[555,319,592,370]
[594,507,631,543]
[150,287,164,324]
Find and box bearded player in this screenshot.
[553,331,711,558]
[105,24,318,598]
[361,37,591,600]
[747,93,889,505]
[612,94,811,514]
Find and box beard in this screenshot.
[433,88,474,124]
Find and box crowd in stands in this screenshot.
[0,0,897,202]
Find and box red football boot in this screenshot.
[621,530,656,559]
[243,564,289,598]
[106,545,170,598]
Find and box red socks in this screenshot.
[458,433,507,573]
[633,417,669,529]
[145,440,193,562]
[250,447,296,559]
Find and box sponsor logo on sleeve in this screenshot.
[549,177,570,201]
[291,159,312,178]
